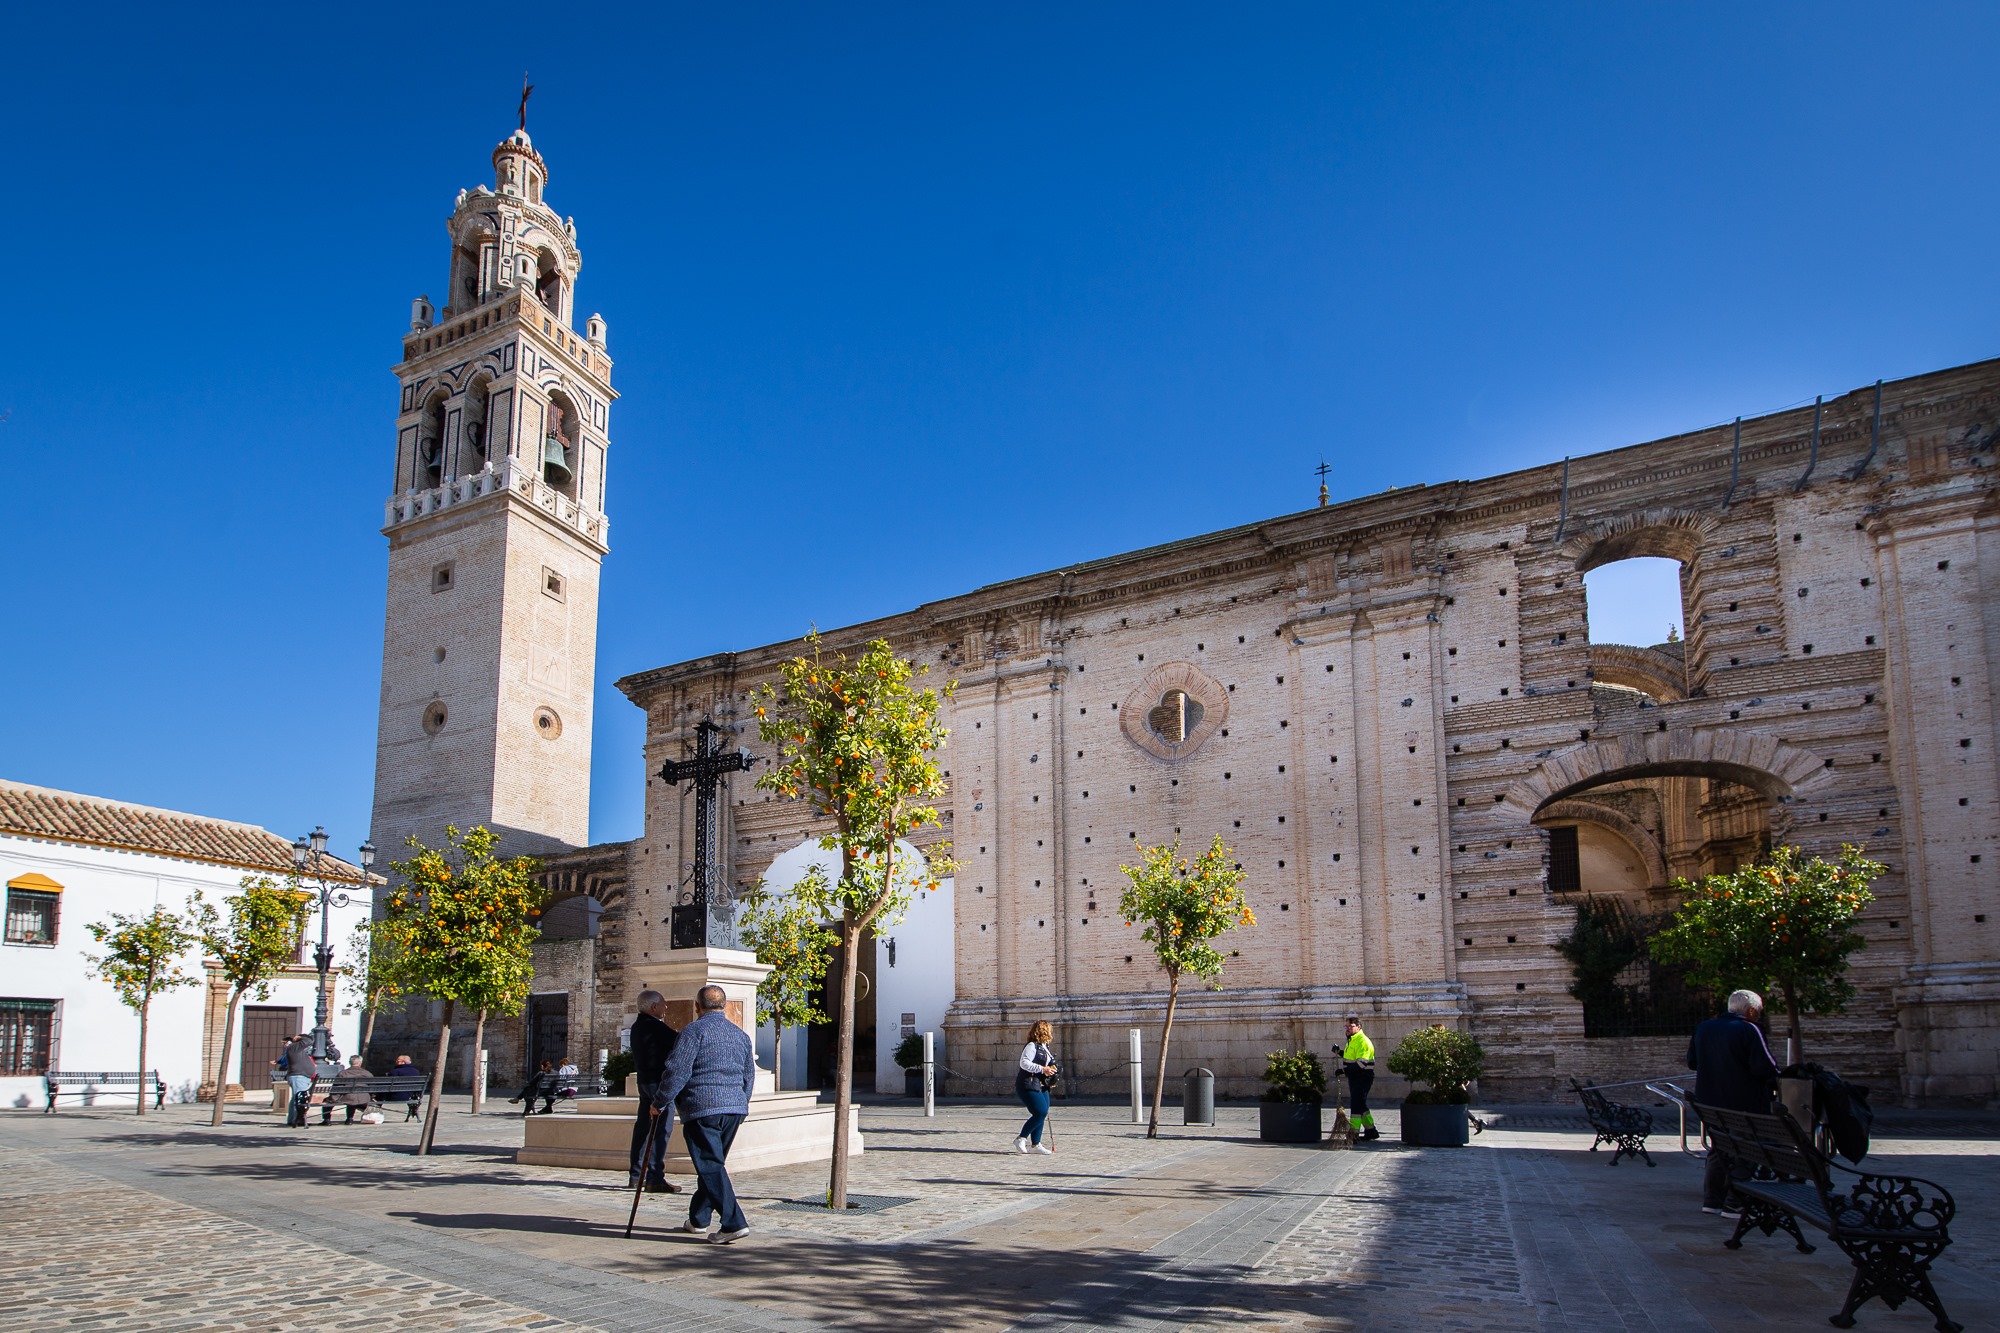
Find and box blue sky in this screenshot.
[3,4,1994,853]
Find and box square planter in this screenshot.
[1258,1101,1323,1143]
[1400,1101,1469,1146]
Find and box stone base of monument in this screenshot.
[516,1092,861,1174]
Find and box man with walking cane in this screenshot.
[628,990,680,1195]
[645,984,758,1243]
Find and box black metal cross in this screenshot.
[657,720,754,949]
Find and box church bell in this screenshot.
[541,432,572,487]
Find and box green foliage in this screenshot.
[1117,836,1254,989]
[340,919,400,1015]
[601,1050,635,1095]
[374,825,545,1017]
[1260,1050,1326,1104]
[739,878,837,1030]
[753,632,957,1206]
[893,1033,925,1070]
[1649,844,1881,1056]
[1386,1027,1486,1105]
[87,904,203,1016]
[199,875,313,1003]
[1553,896,1644,1010]
[1552,896,1714,1038]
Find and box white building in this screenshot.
[0,781,373,1109]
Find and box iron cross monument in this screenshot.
[657,719,756,949]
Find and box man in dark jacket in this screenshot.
[651,985,759,1243]
[1687,988,1779,1217]
[274,1034,318,1128]
[629,990,680,1192]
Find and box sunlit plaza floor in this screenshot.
[3,1095,1996,1332]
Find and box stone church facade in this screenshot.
[364,126,2000,1103]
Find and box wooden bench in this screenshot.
[1696,1101,1960,1332]
[1569,1078,1655,1166]
[44,1071,165,1112]
[306,1074,429,1121]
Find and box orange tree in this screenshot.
[374,825,544,1154]
[1118,836,1253,1138]
[739,876,838,1091]
[198,876,314,1126]
[754,633,954,1208]
[1650,843,1882,1060]
[85,903,204,1115]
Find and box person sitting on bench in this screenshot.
[511,1061,559,1114]
[322,1055,374,1125]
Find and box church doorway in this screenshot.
[240,1006,299,1084]
[527,994,569,1070]
[806,933,877,1092]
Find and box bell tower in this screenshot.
[370,125,615,860]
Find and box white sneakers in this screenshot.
[1033,1144,1054,1155]
[1014,1137,1030,1153]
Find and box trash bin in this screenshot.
[1183,1067,1215,1125]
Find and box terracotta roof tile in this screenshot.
[0,780,376,884]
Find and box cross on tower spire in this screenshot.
[657,720,756,949]
[518,73,534,132]
[1315,458,1331,508]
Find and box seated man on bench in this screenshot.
[321,1055,375,1125]
[1687,987,1779,1219]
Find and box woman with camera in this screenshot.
[1013,1020,1059,1154]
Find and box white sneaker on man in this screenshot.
[1033,1143,1054,1154]
[1014,1137,1030,1153]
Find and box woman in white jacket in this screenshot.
[1013,1021,1058,1154]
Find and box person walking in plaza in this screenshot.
[322,1055,373,1125]
[389,1054,424,1120]
[1338,1017,1379,1141]
[273,1034,318,1128]
[650,984,758,1242]
[629,989,681,1194]
[1688,989,1779,1219]
[1013,1021,1058,1154]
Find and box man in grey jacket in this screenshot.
[650,985,758,1243]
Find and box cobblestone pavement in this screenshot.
[3,1100,1996,1332]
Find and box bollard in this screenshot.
[922,1031,936,1118]
[1129,1028,1145,1124]
[1183,1067,1215,1126]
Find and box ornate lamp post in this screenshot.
[292,827,377,1063]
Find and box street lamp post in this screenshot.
[292,827,377,1064]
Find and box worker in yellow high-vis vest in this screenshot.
[1339,1017,1380,1141]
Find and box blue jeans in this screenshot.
[286,1074,313,1126]
[1017,1083,1050,1144]
[682,1113,747,1232]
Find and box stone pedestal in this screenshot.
[517,1093,861,1173]
[643,945,776,1094]
[1896,962,2000,1103]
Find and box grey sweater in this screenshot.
[649,1011,757,1121]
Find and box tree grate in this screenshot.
[767,1193,916,1214]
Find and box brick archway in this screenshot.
[1499,725,1832,820]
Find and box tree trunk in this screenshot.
[469,1008,487,1114]
[826,916,861,1209]
[1147,971,1182,1140]
[361,1002,378,1057]
[773,1033,783,1091]
[209,991,243,1128]
[135,992,150,1117]
[417,1000,454,1156]
[1782,984,1804,1065]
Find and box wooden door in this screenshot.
[528,994,568,1070]
[241,1006,300,1084]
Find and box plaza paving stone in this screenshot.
[1,1097,1995,1332]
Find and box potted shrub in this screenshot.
[894,1033,926,1098]
[1386,1026,1485,1146]
[1258,1050,1325,1143]
[601,1051,635,1097]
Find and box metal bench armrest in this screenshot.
[1827,1161,1957,1234]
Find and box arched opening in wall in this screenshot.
[461,375,492,473]
[541,391,580,497]
[1583,556,1688,702]
[419,391,447,490]
[534,249,565,319]
[533,892,602,941]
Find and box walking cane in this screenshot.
[625,1107,661,1239]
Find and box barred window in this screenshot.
[0,999,58,1075]
[4,890,58,945]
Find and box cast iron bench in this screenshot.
[510,1069,606,1115]
[1569,1078,1655,1166]
[1696,1101,1959,1331]
[306,1073,430,1120]
[44,1070,165,1112]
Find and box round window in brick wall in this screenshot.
[534,706,563,740]
[422,702,448,735]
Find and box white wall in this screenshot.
[873,877,955,1094]
[0,833,369,1110]
[753,837,956,1094]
